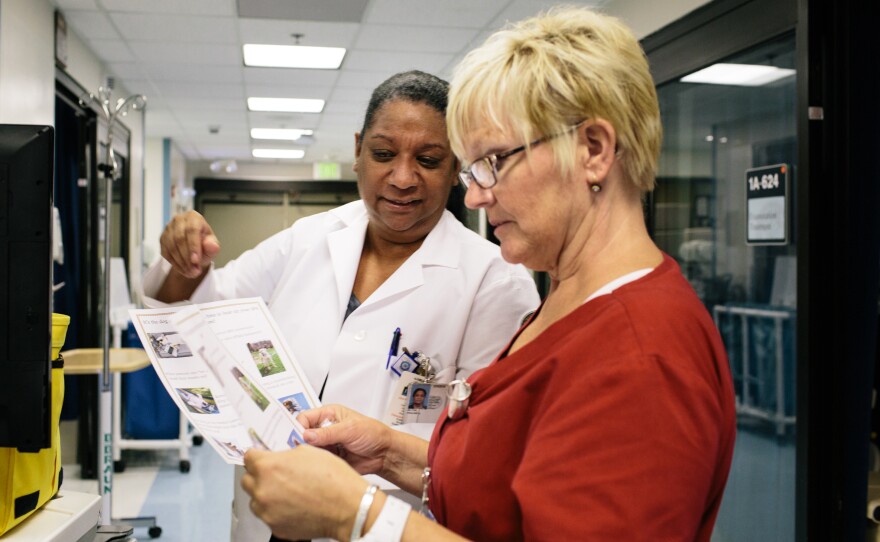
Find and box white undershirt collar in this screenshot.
[584,268,654,303]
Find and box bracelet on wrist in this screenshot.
[355,495,411,542]
[351,484,378,541]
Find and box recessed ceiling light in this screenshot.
[250,128,314,141]
[681,63,795,86]
[252,148,305,159]
[247,97,324,113]
[243,44,346,69]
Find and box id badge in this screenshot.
[382,372,448,427]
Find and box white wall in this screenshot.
[124,105,145,302]
[0,0,55,124]
[64,22,147,301]
[0,0,147,302]
[169,140,190,216]
[143,137,165,268]
[143,137,191,268]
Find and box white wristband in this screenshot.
[351,485,378,540]
[355,495,412,542]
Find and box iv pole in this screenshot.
[80,82,146,531]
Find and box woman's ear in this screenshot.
[353,132,362,173]
[579,119,617,182]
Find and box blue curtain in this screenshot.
[54,95,85,419]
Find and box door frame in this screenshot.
[642,0,880,539]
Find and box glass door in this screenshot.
[653,34,797,541]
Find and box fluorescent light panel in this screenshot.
[252,148,305,159]
[250,128,314,141]
[243,44,346,69]
[681,63,795,86]
[247,97,324,113]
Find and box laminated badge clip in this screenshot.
[401,347,436,381]
[414,351,436,381]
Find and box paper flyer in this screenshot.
[128,298,320,465]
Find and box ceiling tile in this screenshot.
[144,125,187,139]
[143,110,182,129]
[343,50,453,74]
[176,109,248,125]
[237,0,369,23]
[100,0,237,16]
[173,142,203,159]
[364,0,508,28]
[63,10,120,40]
[129,41,241,65]
[321,100,369,116]
[243,67,339,88]
[54,0,685,167]
[493,0,607,27]
[327,86,371,102]
[161,97,245,111]
[238,19,360,48]
[247,112,321,129]
[144,64,243,84]
[244,84,331,101]
[145,109,179,124]
[149,81,244,99]
[355,24,479,53]
[319,113,363,130]
[193,142,251,153]
[138,94,167,110]
[53,0,100,10]
[335,70,397,91]
[111,78,154,98]
[106,62,146,79]
[109,13,237,43]
[186,134,251,146]
[85,39,136,62]
[184,127,251,143]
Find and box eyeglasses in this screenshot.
[458,119,588,189]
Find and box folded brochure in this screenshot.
[128,298,319,465]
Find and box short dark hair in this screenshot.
[360,70,449,134]
[360,70,467,224]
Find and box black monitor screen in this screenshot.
[0,124,54,451]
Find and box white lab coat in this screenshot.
[143,200,540,541]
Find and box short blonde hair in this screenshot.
[447,6,661,192]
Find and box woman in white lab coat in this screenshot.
[143,70,539,541]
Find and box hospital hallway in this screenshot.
[0,0,876,539]
[61,421,233,542]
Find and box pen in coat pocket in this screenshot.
[386,327,402,369]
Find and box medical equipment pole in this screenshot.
[83,84,146,525]
[98,124,114,525]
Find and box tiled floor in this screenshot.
[63,440,234,541]
[712,421,797,542]
[59,417,796,542]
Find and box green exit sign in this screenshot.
[314,162,340,180]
